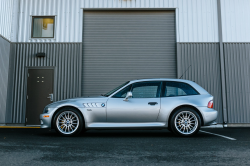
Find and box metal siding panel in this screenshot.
[82,10,176,96]
[221,0,250,42]
[224,43,250,123]
[0,0,14,40]
[11,0,218,42]
[0,36,11,123]
[7,43,81,123]
[5,43,15,123]
[177,43,223,123]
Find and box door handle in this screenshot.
[47,93,53,102]
[148,102,158,105]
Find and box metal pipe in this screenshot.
[217,0,228,124]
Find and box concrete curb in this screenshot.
[1,126,223,129]
[1,124,250,129]
[201,124,223,128]
[226,124,250,127]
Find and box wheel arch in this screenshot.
[167,105,204,127]
[51,106,86,129]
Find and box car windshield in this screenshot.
[103,81,130,97]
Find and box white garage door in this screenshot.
[82,10,176,96]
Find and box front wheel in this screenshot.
[170,107,201,137]
[53,107,84,136]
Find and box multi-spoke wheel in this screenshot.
[170,107,201,136]
[53,107,84,136]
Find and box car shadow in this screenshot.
[36,129,214,139]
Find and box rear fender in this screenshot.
[159,94,213,126]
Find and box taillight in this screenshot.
[208,100,213,108]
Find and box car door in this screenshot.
[106,81,162,122]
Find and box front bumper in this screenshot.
[198,107,218,126]
[40,113,53,128]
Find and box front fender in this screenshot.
[47,98,108,129]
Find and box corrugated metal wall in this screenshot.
[0,36,11,123]
[221,0,250,42]
[0,0,14,40]
[5,0,250,43]
[177,43,223,123]
[224,43,250,123]
[2,0,250,124]
[12,0,218,43]
[6,43,82,123]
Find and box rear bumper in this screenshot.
[40,113,53,129]
[198,107,218,126]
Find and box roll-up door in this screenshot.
[82,10,176,96]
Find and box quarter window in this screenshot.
[131,82,161,98]
[162,81,199,97]
[32,16,55,38]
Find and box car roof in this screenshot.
[129,78,190,83]
[128,78,209,95]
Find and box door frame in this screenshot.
[24,66,56,126]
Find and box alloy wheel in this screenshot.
[56,111,79,135]
[174,111,198,135]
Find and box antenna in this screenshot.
[179,65,191,79]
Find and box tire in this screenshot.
[167,126,173,132]
[170,107,201,137]
[53,107,84,137]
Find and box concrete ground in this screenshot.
[0,128,249,166]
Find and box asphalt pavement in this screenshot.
[0,128,250,166]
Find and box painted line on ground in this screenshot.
[200,130,236,141]
[0,126,40,128]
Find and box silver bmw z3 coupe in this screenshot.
[40,78,217,137]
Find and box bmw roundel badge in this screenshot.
[101,103,105,107]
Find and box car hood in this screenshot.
[46,96,108,108]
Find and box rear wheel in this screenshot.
[170,107,201,137]
[167,126,173,132]
[53,107,84,136]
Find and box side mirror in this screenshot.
[124,92,132,101]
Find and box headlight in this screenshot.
[43,107,50,113]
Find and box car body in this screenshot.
[40,78,218,136]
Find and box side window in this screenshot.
[163,81,199,97]
[131,82,161,98]
[32,16,55,38]
[112,85,131,98]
